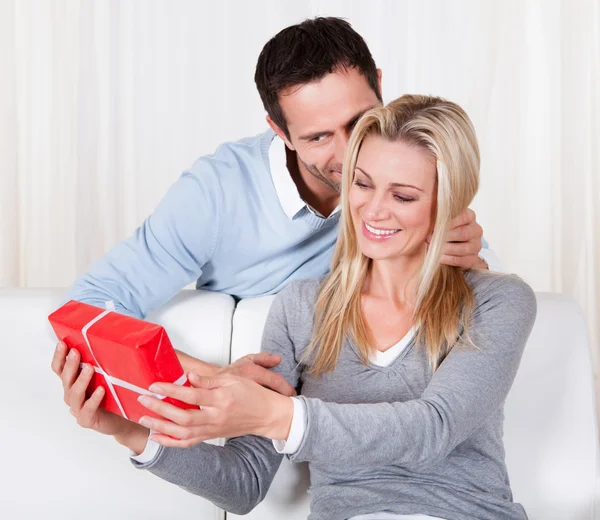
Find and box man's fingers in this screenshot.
[449,208,476,229]
[440,254,463,267]
[51,341,67,375]
[247,352,281,368]
[250,366,296,397]
[442,240,480,258]
[440,254,478,269]
[444,221,483,243]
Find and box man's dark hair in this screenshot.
[254,17,382,139]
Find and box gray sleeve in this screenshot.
[129,284,302,514]
[289,275,537,469]
[131,436,282,515]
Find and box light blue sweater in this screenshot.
[67,129,493,318]
[67,130,340,318]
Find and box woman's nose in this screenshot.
[364,193,389,221]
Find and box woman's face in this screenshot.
[348,135,437,263]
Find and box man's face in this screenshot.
[273,67,381,194]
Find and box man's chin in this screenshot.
[325,174,342,192]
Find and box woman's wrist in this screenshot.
[114,421,151,455]
[261,393,294,440]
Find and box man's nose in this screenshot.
[333,132,350,165]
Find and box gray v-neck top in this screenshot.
[133,270,536,520]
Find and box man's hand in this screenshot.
[217,353,297,397]
[174,350,296,397]
[439,208,487,269]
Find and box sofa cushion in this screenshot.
[230,295,311,519]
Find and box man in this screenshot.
[54,17,496,428]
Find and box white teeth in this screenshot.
[365,222,400,236]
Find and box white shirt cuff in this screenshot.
[478,247,504,273]
[129,432,161,464]
[272,397,307,455]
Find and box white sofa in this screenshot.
[1,288,598,520]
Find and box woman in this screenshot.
[58,95,536,520]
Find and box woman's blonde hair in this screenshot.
[304,94,481,376]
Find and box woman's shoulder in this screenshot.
[274,276,325,311]
[464,269,537,318]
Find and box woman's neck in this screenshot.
[363,253,424,306]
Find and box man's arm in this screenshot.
[66,169,221,319]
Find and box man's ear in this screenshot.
[376,68,383,99]
[266,116,295,150]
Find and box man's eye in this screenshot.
[311,134,327,143]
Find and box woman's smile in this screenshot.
[362,221,402,241]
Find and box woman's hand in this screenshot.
[137,372,295,448]
[50,341,150,454]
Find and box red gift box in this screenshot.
[48,300,196,423]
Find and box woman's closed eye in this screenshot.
[354,180,415,203]
[393,194,415,203]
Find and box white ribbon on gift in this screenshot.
[80,301,187,420]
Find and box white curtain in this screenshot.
[1,0,599,382]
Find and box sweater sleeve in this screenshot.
[129,284,302,514]
[131,436,282,515]
[65,167,221,319]
[288,275,537,469]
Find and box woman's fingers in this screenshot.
[148,382,217,408]
[139,413,205,443]
[61,349,82,404]
[138,394,209,426]
[77,386,105,428]
[69,363,95,413]
[51,341,67,375]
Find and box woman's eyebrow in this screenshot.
[355,167,424,192]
